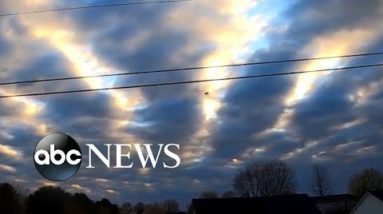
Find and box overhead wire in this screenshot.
[1,63,382,99]
[0,0,193,17]
[1,52,382,86]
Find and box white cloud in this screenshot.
[0,144,22,160]
[0,164,16,173]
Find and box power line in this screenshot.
[1,63,382,99]
[0,0,192,17]
[1,52,383,86]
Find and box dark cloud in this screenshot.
[39,92,116,141]
[361,86,383,125]
[285,0,383,38]
[0,34,11,56]
[290,83,356,140]
[209,47,296,159]
[289,37,383,142]
[202,0,383,199]
[251,133,298,160]
[65,0,195,71]
[44,93,112,121]
[0,127,43,187]
[0,18,29,78]
[128,95,202,144]
[12,52,72,83]
[0,100,25,117]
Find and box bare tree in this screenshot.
[120,202,134,214]
[233,167,259,197]
[163,199,179,213]
[312,165,332,196]
[143,203,167,214]
[233,160,296,197]
[349,168,383,197]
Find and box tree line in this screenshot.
[1,160,383,214]
[0,184,180,214]
[230,160,383,198]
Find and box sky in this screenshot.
[0,0,383,207]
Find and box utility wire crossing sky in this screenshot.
[0,51,382,86]
[0,0,194,17]
[0,63,382,98]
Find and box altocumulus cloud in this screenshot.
[0,0,383,205]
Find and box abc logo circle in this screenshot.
[34,133,82,181]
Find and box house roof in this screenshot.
[191,194,322,214]
[312,194,356,204]
[350,192,383,214]
[371,191,383,201]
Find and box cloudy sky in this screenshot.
[1,0,383,206]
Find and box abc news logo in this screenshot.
[34,133,181,181]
